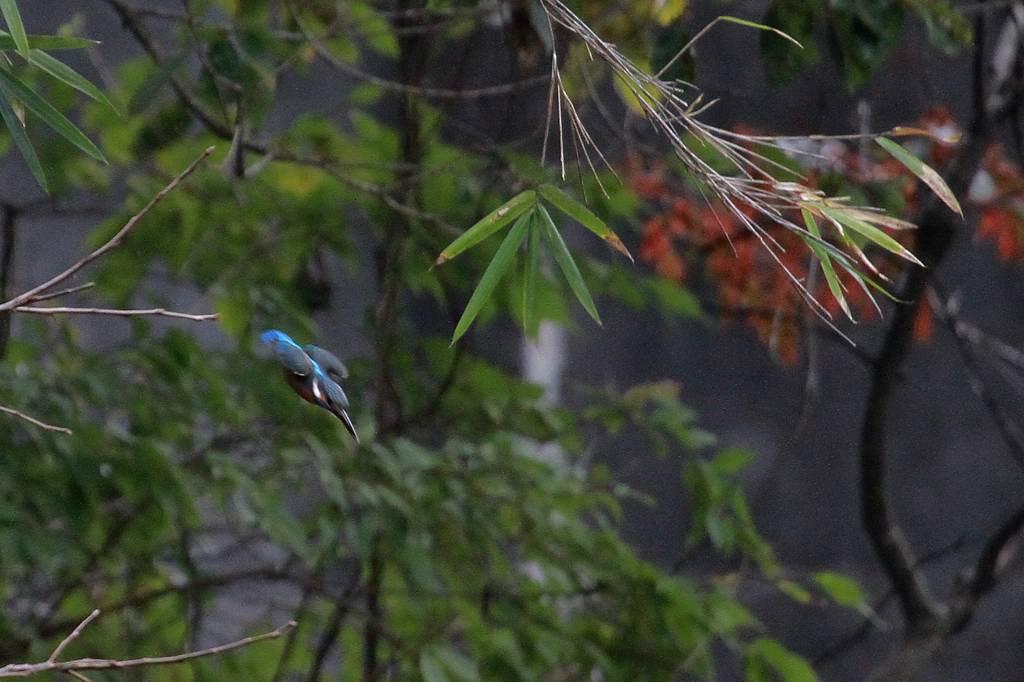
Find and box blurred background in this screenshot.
[1,1,1023,680]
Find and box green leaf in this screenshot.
[910,0,971,54]
[451,211,532,344]
[436,189,535,265]
[821,206,922,266]
[538,183,633,261]
[419,646,477,682]
[434,647,477,680]
[651,22,695,84]
[745,637,818,682]
[0,87,45,190]
[655,0,688,26]
[523,216,540,338]
[761,0,820,84]
[801,208,850,319]
[419,651,448,682]
[811,571,868,608]
[537,205,602,326]
[28,49,121,114]
[0,68,106,162]
[776,579,813,604]
[711,448,754,476]
[718,15,803,48]
[647,277,703,319]
[875,136,962,216]
[0,32,98,51]
[0,0,28,57]
[829,1,904,90]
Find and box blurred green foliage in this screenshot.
[0,0,897,679]
[761,0,971,89]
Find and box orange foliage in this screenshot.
[973,145,1024,262]
[626,108,978,362]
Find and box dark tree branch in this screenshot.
[0,611,295,678]
[858,10,1024,678]
[0,204,17,358]
[859,120,992,635]
[304,568,361,682]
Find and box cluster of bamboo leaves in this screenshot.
[0,0,114,191]
[435,183,634,344]
[439,131,961,344]
[797,135,961,320]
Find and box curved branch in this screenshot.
[0,147,214,312]
[14,306,218,322]
[859,124,992,635]
[0,405,73,435]
[0,610,295,678]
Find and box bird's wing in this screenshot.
[314,373,358,442]
[261,330,313,376]
[303,344,349,382]
[318,372,350,409]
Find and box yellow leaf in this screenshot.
[655,0,689,26]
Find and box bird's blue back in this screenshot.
[260,329,359,442]
[261,328,334,380]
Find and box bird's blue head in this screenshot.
[260,329,301,351]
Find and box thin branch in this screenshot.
[0,405,73,435]
[0,147,215,312]
[300,17,549,100]
[814,534,972,665]
[0,204,17,358]
[40,567,299,638]
[25,283,96,304]
[47,610,101,664]
[931,288,1024,469]
[14,307,218,322]
[959,504,1024,609]
[0,612,295,678]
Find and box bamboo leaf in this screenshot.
[875,136,962,217]
[719,15,803,48]
[0,32,100,51]
[0,88,45,190]
[844,208,917,231]
[801,209,850,320]
[524,215,540,338]
[0,0,28,57]
[537,205,602,326]
[436,190,535,265]
[451,212,532,344]
[28,49,121,114]
[538,183,633,261]
[0,68,106,162]
[821,206,923,266]
[886,125,961,145]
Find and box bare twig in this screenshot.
[0,147,215,312]
[0,611,295,678]
[931,288,1024,469]
[25,283,96,304]
[47,611,100,664]
[297,13,549,100]
[0,405,73,435]
[14,306,218,322]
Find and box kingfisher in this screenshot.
[260,330,359,443]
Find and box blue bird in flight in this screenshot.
[260,330,359,443]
